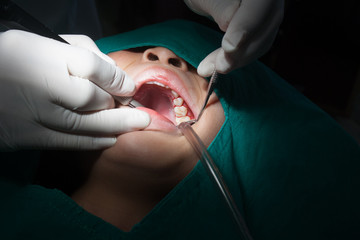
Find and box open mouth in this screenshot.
[133,81,195,126]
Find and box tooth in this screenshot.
[174,106,187,117]
[176,116,190,125]
[146,81,165,88]
[173,97,184,106]
[171,90,179,98]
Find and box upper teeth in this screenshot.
[174,106,187,117]
[171,90,179,98]
[145,81,193,125]
[146,81,169,89]
[173,97,183,106]
[176,116,191,125]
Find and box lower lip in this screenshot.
[137,107,178,132]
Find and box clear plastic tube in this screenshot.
[178,122,253,240]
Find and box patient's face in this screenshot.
[98,47,224,176]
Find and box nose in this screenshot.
[142,47,188,71]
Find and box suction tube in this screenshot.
[177,121,253,240]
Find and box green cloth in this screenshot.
[1,19,360,239]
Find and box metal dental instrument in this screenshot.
[195,70,218,124]
[178,122,253,240]
[0,0,140,108]
[113,96,143,108]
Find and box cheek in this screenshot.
[183,73,209,108]
[193,99,225,147]
[107,52,140,71]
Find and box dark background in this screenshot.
[95,0,360,128]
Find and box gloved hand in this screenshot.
[184,0,284,76]
[0,30,150,151]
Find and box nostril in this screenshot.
[168,58,182,68]
[147,53,159,61]
[144,48,187,70]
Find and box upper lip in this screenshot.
[132,65,198,116]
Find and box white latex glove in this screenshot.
[184,0,284,76]
[0,30,150,151]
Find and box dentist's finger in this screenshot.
[184,0,240,31]
[217,26,279,72]
[46,108,150,134]
[53,76,115,111]
[222,0,284,53]
[63,45,136,96]
[60,34,116,65]
[43,131,117,150]
[197,48,219,77]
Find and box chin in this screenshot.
[98,129,196,171]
